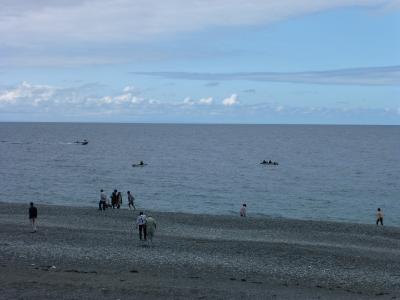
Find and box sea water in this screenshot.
[1,123,399,226]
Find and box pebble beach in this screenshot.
[1,202,400,299]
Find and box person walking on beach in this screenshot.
[29,202,38,232]
[240,204,247,217]
[111,190,118,209]
[99,189,107,211]
[127,191,136,210]
[146,215,157,243]
[117,192,123,209]
[136,212,147,241]
[376,208,384,226]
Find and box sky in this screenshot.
[0,0,399,124]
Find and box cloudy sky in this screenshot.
[0,0,399,124]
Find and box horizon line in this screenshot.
[0,121,399,126]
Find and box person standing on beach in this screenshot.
[146,215,157,243]
[99,189,107,211]
[240,204,247,217]
[376,208,384,226]
[29,202,38,232]
[127,191,136,210]
[136,212,147,241]
[111,190,118,209]
[117,192,122,209]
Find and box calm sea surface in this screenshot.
[0,123,399,225]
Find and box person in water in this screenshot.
[29,202,38,232]
[261,160,267,164]
[240,204,247,217]
[139,160,144,166]
[127,191,136,210]
[136,212,147,241]
[376,208,384,226]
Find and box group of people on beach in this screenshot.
[98,189,157,242]
[26,201,384,236]
[99,189,136,211]
[28,201,158,242]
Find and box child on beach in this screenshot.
[240,204,247,217]
[127,191,136,210]
[376,208,383,226]
[29,202,38,232]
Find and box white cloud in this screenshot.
[114,93,133,103]
[98,96,114,105]
[183,97,195,105]
[0,1,397,68]
[198,97,213,105]
[183,96,213,105]
[89,92,147,106]
[0,81,56,105]
[1,81,399,124]
[0,82,151,113]
[0,90,20,104]
[0,0,395,47]
[123,86,135,92]
[222,94,239,106]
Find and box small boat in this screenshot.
[75,139,88,145]
[260,160,278,165]
[132,161,146,167]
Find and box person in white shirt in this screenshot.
[376,208,383,226]
[240,204,247,217]
[99,189,107,211]
[136,212,147,240]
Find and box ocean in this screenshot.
[0,123,399,226]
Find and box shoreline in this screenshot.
[1,201,400,299]
[0,199,388,229]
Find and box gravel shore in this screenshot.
[1,202,400,299]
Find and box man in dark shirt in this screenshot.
[29,202,38,232]
[111,190,118,209]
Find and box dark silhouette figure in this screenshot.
[29,202,38,232]
[111,190,118,209]
[376,208,383,226]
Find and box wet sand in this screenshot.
[1,202,400,299]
